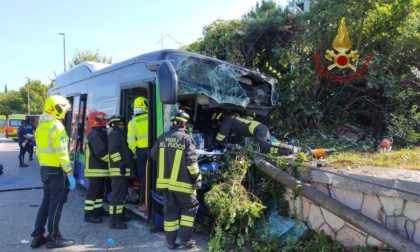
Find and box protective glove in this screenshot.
[67,174,76,190]
[119,163,126,176]
[194,180,202,190]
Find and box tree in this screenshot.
[0,80,50,115]
[184,0,420,145]
[68,49,113,69]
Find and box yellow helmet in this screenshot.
[134,97,148,113]
[43,95,71,119]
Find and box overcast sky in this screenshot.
[0,0,288,92]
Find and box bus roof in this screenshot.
[55,49,275,87]
[54,49,279,112]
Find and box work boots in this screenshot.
[30,235,47,248]
[46,233,75,249]
[84,212,103,224]
[95,207,109,217]
[109,214,127,229]
[18,155,28,167]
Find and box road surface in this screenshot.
[0,135,209,252]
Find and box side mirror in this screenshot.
[147,60,178,104]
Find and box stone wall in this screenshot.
[283,170,420,250]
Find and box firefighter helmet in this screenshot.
[88,111,106,128]
[171,110,190,127]
[180,106,193,117]
[43,95,71,120]
[108,115,126,127]
[134,96,148,114]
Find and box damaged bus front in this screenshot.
[158,51,279,139]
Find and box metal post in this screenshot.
[58,33,66,71]
[24,77,30,115]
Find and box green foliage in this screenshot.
[388,106,420,146]
[69,49,113,69]
[281,230,345,252]
[186,0,420,148]
[0,79,49,115]
[204,154,266,251]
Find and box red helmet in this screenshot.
[88,111,106,128]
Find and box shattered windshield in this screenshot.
[165,53,278,108]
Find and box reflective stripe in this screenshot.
[216,133,226,142]
[170,150,182,182]
[109,167,131,176]
[85,169,109,177]
[168,181,194,194]
[84,199,95,211]
[156,148,168,189]
[94,198,104,208]
[180,215,194,227]
[164,219,179,232]
[187,163,199,175]
[109,204,124,214]
[100,154,109,162]
[248,121,260,134]
[156,179,170,189]
[110,152,121,162]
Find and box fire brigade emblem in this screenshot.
[325,17,359,71]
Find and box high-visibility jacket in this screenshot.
[127,113,148,154]
[150,126,200,194]
[108,127,133,177]
[215,115,261,142]
[85,127,109,177]
[35,119,72,173]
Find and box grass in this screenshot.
[322,146,420,170]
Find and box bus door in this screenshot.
[120,86,153,210]
[67,94,88,188]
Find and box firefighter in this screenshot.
[127,96,149,212]
[84,111,109,224]
[17,120,32,167]
[150,110,201,249]
[30,95,75,249]
[212,112,299,155]
[26,117,37,161]
[107,115,133,229]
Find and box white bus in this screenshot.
[50,49,279,219]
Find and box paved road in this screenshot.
[0,135,209,252]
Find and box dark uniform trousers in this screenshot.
[31,166,69,240]
[162,190,199,245]
[136,147,147,205]
[109,177,128,216]
[84,177,105,216]
[254,124,294,155]
[18,140,27,164]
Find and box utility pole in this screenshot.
[58,33,66,71]
[24,77,30,115]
